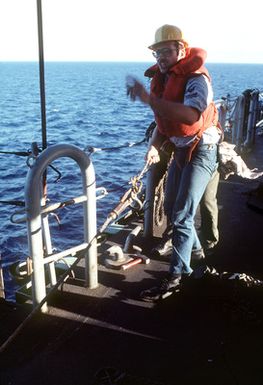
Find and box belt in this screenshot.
[197,143,218,150]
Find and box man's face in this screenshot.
[152,41,183,74]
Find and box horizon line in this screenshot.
[1,60,263,65]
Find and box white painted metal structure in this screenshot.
[25,144,98,312]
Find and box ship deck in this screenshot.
[1,136,263,385]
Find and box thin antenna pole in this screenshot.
[36,0,47,151]
[36,0,47,198]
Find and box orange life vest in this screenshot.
[144,48,219,139]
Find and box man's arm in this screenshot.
[145,126,167,165]
[127,78,200,124]
[149,96,200,124]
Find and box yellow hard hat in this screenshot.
[148,24,185,50]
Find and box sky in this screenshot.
[0,0,262,63]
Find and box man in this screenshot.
[127,24,221,301]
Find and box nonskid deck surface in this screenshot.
[1,136,263,385]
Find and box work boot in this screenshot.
[140,274,181,302]
[151,238,173,258]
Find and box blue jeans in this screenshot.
[164,143,218,276]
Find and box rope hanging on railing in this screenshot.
[84,121,156,155]
[0,200,25,207]
[0,122,153,213]
[0,150,31,156]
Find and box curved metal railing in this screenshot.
[25,143,98,312]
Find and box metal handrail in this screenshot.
[11,188,108,224]
[25,143,98,312]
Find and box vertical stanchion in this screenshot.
[0,254,5,299]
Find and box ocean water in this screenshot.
[1,61,263,297]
